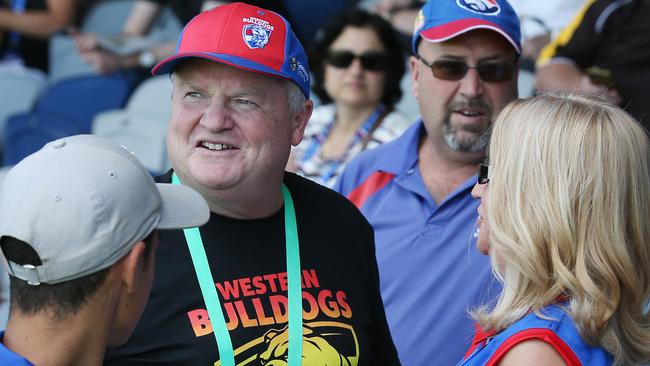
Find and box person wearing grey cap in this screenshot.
[334,0,520,364]
[0,134,210,366]
[105,3,400,366]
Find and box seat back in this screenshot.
[35,74,135,131]
[125,75,172,118]
[3,112,86,166]
[93,111,170,174]
[0,73,47,146]
[2,74,136,165]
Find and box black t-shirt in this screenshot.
[105,172,400,365]
[543,0,650,126]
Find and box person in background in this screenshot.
[507,0,584,70]
[73,0,203,74]
[334,0,520,364]
[367,0,424,48]
[0,0,81,72]
[104,3,400,364]
[73,0,288,75]
[535,0,650,128]
[289,9,409,188]
[0,134,209,365]
[463,92,650,365]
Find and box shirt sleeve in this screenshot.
[537,0,607,68]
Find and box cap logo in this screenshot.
[290,57,309,83]
[242,16,274,49]
[456,0,501,16]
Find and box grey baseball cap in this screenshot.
[0,135,210,285]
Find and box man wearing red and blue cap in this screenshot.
[104,3,400,365]
[334,0,521,364]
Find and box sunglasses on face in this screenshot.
[418,56,515,83]
[478,164,492,184]
[325,50,387,71]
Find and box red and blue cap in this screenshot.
[152,2,311,99]
[412,0,521,55]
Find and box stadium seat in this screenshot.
[93,75,172,174]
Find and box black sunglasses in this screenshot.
[418,56,515,83]
[478,164,492,184]
[325,50,387,71]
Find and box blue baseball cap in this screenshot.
[412,0,521,55]
[152,2,310,99]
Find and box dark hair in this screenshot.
[1,231,156,319]
[309,9,406,108]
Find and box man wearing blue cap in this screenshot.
[334,0,521,364]
[105,3,400,365]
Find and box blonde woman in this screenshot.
[461,92,650,366]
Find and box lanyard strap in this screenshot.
[172,173,302,365]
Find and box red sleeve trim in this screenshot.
[347,171,395,209]
[486,328,582,366]
[465,323,497,359]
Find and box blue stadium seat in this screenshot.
[3,112,85,166]
[2,74,136,165]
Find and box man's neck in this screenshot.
[186,175,285,220]
[418,135,483,204]
[3,305,113,366]
[205,188,284,219]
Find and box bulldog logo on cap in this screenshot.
[456,0,501,16]
[242,24,271,49]
[242,16,274,49]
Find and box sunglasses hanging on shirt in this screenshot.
[325,50,387,71]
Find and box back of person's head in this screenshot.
[1,232,156,319]
[0,135,209,319]
[478,92,650,364]
[309,9,406,108]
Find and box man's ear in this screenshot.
[291,99,313,147]
[410,55,420,100]
[119,241,147,295]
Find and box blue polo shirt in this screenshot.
[334,120,499,366]
[0,331,33,365]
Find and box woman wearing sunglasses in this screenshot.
[463,92,650,365]
[289,9,409,188]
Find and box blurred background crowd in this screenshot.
[0,0,649,333]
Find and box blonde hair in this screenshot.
[474,92,650,365]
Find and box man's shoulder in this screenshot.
[284,172,358,208]
[335,122,418,195]
[284,172,371,227]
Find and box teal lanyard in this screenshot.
[172,173,302,365]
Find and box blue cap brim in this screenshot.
[152,52,310,99]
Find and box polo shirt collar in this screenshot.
[373,119,424,175]
[374,119,479,205]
